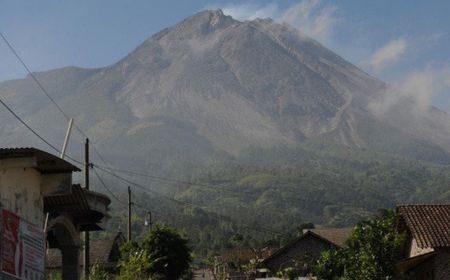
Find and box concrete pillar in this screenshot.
[61,245,81,280]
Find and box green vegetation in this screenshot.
[314,210,405,280]
[117,225,192,280]
[93,144,450,261]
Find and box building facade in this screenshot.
[0,148,111,280]
[262,228,353,276]
[395,204,450,279]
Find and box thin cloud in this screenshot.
[220,3,279,21]
[213,0,338,41]
[369,38,407,72]
[369,67,450,115]
[279,0,337,40]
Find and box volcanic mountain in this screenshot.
[1,9,450,179]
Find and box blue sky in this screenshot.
[1,0,450,110]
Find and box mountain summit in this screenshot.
[1,10,450,175]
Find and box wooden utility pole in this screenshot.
[128,186,132,242]
[84,138,90,279]
[147,211,152,230]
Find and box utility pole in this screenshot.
[84,138,90,279]
[145,211,152,230]
[128,186,132,242]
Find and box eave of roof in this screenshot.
[307,227,354,247]
[262,228,352,265]
[0,147,80,173]
[44,185,110,231]
[397,204,450,248]
[395,252,436,273]
[47,232,126,268]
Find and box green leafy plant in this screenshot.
[314,210,405,280]
[116,224,192,280]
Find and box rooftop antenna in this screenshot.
[60,118,74,159]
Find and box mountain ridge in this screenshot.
[1,9,450,174]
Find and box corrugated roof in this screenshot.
[44,184,90,213]
[0,147,80,173]
[397,204,450,248]
[44,185,110,232]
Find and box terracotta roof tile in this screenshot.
[397,204,450,248]
[263,227,353,265]
[307,227,354,247]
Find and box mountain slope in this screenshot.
[1,10,450,190]
[2,10,448,166]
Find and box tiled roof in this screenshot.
[263,227,353,265]
[396,252,436,273]
[397,204,450,248]
[307,227,354,247]
[0,147,80,173]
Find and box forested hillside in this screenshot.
[92,143,450,258]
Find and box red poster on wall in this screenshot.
[1,209,45,280]
[1,209,20,276]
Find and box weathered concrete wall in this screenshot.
[0,157,74,227]
[433,248,450,280]
[41,173,72,195]
[409,238,434,258]
[0,164,43,226]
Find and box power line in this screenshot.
[0,98,83,167]
[0,31,272,203]
[95,167,158,216]
[93,163,308,205]
[0,32,115,175]
[1,31,287,237]
[94,165,283,236]
[93,168,127,206]
[93,163,252,195]
[0,32,72,121]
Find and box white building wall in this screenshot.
[0,164,44,227]
[409,238,434,258]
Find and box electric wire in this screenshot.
[1,32,287,237]
[94,165,283,236]
[94,163,308,205]
[0,99,84,167]
[0,32,117,174]
[0,32,72,121]
[93,167,127,206]
[94,163,252,195]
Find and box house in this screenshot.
[47,231,126,275]
[261,227,353,276]
[214,244,279,280]
[0,148,111,280]
[395,204,450,279]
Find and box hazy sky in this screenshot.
[1,0,450,110]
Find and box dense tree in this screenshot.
[117,225,192,280]
[99,143,450,260]
[141,225,192,279]
[314,210,405,280]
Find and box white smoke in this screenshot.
[369,67,450,116]
[212,0,338,41]
[368,38,407,72]
[220,3,279,21]
[279,0,337,40]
